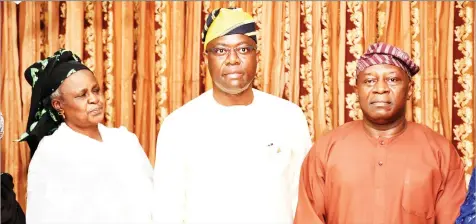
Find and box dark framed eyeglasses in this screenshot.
[205,46,257,57]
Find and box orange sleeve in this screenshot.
[293,144,326,224]
[434,143,467,224]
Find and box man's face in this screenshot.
[355,64,413,125]
[204,34,257,95]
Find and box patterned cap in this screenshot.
[356,42,420,77]
[202,8,257,49]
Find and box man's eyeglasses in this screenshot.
[206,46,257,57]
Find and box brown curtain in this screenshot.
[1,1,475,211]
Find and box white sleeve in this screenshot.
[125,127,154,180]
[125,128,155,222]
[152,118,186,224]
[289,107,313,217]
[26,140,75,224]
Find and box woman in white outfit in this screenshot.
[19,49,153,224]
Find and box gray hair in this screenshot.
[50,88,61,100]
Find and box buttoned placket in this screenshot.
[373,136,387,224]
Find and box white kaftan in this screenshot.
[152,89,312,224]
[26,123,153,224]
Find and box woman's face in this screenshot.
[52,69,105,129]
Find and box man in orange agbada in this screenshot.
[294,42,467,224]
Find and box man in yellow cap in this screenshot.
[152,8,312,223]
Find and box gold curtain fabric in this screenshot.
[1,1,475,210]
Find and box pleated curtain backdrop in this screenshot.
[1,1,475,210]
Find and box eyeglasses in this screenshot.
[206,46,257,57]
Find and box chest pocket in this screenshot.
[401,167,437,219]
[258,140,293,177]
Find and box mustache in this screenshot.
[220,60,246,75]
